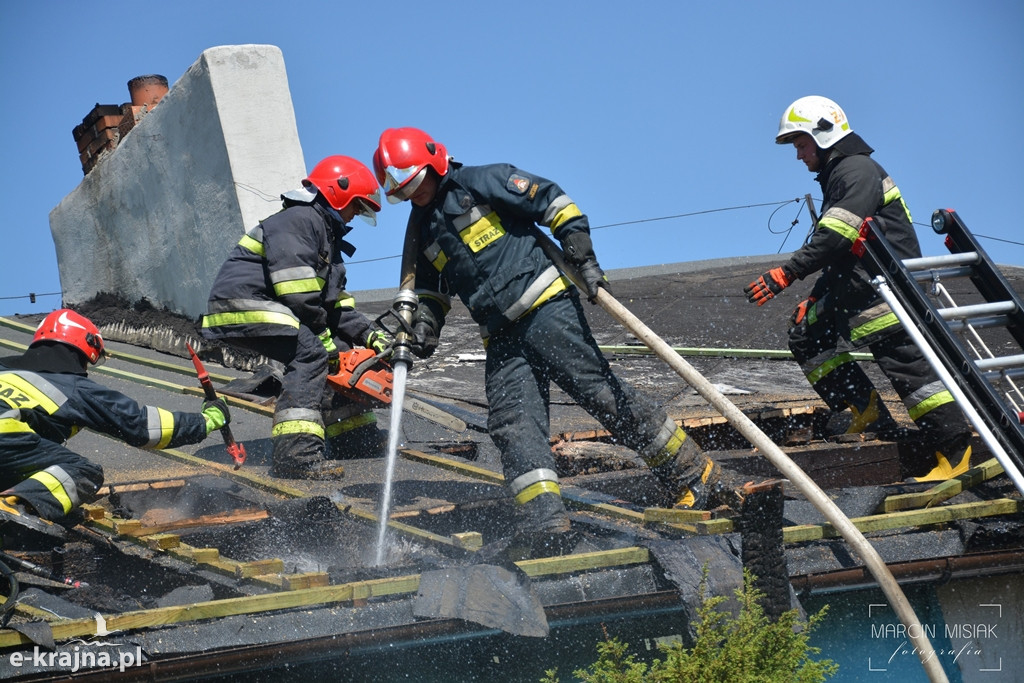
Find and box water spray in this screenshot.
[374,224,422,566]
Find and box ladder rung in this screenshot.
[911,265,977,282]
[903,252,981,272]
[974,354,1024,372]
[937,301,1017,321]
[983,368,1024,382]
[946,315,1011,332]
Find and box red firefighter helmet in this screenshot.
[32,309,106,364]
[372,128,449,204]
[302,156,382,219]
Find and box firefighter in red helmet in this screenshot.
[374,128,738,557]
[202,156,390,479]
[0,309,229,528]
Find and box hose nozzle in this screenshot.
[390,290,419,368]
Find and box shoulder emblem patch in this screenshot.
[506,174,531,195]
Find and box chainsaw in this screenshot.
[326,347,394,406]
[325,346,484,433]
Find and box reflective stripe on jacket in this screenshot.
[408,163,588,337]
[0,365,207,449]
[202,202,359,341]
[784,139,922,309]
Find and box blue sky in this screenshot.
[2,1,1022,317]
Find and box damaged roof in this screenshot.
[1,256,1022,681]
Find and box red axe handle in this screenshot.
[186,344,246,469]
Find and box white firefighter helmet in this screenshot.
[776,96,853,149]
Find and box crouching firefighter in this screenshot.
[746,96,973,481]
[0,309,229,526]
[201,156,388,479]
[373,127,738,555]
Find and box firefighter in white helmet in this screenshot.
[745,96,973,481]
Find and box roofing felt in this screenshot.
[1,256,1022,681]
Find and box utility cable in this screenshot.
[346,198,807,266]
[6,199,1023,298]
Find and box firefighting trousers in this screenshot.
[485,292,692,486]
[788,293,970,447]
[0,433,104,520]
[226,327,328,463]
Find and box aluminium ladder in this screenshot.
[853,208,1024,495]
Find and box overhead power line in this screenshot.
[0,291,62,304]
[7,201,1023,298]
[347,198,807,266]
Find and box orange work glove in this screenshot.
[790,296,818,326]
[744,266,794,306]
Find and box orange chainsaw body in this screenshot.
[326,348,394,405]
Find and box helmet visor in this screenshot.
[383,165,425,203]
[354,197,379,227]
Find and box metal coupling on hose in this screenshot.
[390,289,419,368]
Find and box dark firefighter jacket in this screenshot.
[783,134,922,309]
[0,345,207,449]
[202,199,371,346]
[408,163,591,338]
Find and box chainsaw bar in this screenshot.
[406,392,489,432]
[403,397,468,433]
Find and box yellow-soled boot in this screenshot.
[0,494,66,538]
[674,457,746,510]
[846,390,896,434]
[675,458,718,509]
[0,496,27,517]
[819,390,900,438]
[907,445,972,483]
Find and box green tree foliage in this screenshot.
[541,569,837,683]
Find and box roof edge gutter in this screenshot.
[791,550,1024,595]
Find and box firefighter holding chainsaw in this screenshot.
[744,96,972,482]
[202,156,389,480]
[0,309,229,526]
[373,127,737,554]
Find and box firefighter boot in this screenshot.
[906,444,973,483]
[0,495,67,538]
[674,457,747,510]
[508,491,577,559]
[644,425,737,510]
[821,390,898,438]
[326,422,388,460]
[269,433,345,480]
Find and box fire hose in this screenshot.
[530,226,949,683]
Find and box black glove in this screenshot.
[410,321,438,359]
[561,231,611,302]
[202,398,231,434]
[577,259,612,302]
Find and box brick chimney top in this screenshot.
[127,74,169,108]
